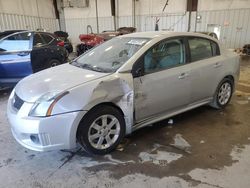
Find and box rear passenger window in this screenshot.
[33,34,45,46]
[188,37,218,62]
[211,41,220,56]
[41,34,54,44]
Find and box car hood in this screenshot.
[15,63,110,102]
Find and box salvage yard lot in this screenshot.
[0,57,250,188]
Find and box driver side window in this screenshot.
[144,38,185,73]
[0,32,32,51]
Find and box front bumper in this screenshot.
[7,93,87,151]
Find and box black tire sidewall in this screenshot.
[77,106,125,155]
[216,78,233,108]
[48,59,60,67]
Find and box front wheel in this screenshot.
[210,78,234,109]
[77,105,125,155]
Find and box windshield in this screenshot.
[72,37,149,73]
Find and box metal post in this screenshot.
[95,0,99,33]
[194,11,197,32]
[113,16,117,31]
[36,0,42,30]
[187,11,191,32]
[116,0,119,29]
[132,0,136,27]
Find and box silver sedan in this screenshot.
[7,32,240,154]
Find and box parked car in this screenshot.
[7,32,240,155]
[76,27,136,56]
[242,44,250,56]
[54,31,73,55]
[76,33,104,56]
[0,30,68,88]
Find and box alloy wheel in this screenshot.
[218,82,232,105]
[88,115,121,150]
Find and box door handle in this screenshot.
[178,72,188,79]
[17,52,30,56]
[213,62,222,68]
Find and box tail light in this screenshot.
[57,41,64,47]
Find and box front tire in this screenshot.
[77,105,125,155]
[210,78,233,109]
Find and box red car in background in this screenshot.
[76,26,136,56]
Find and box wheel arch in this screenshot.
[223,74,235,90]
[75,102,126,138]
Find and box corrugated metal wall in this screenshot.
[0,13,59,32]
[0,7,250,49]
[196,8,250,49]
[65,8,250,49]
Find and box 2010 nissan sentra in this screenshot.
[7,32,240,155]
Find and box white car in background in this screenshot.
[7,32,240,155]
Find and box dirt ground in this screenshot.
[0,56,250,188]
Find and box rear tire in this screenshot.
[48,59,61,67]
[210,78,233,109]
[77,105,125,155]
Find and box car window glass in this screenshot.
[188,38,213,62]
[211,41,219,56]
[41,34,54,44]
[74,37,149,73]
[0,32,31,51]
[33,34,45,46]
[144,39,185,73]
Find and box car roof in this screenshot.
[120,31,218,42]
[0,30,28,39]
[0,30,57,41]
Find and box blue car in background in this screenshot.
[0,30,67,88]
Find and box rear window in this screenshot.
[188,37,219,62]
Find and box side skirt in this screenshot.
[132,98,212,132]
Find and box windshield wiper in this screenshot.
[71,61,93,70]
[72,61,111,73]
[91,66,112,73]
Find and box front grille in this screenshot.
[12,93,24,111]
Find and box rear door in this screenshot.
[31,33,49,72]
[0,31,33,82]
[31,33,64,72]
[187,37,223,104]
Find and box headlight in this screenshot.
[29,91,69,117]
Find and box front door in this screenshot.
[133,38,191,122]
[0,31,33,84]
